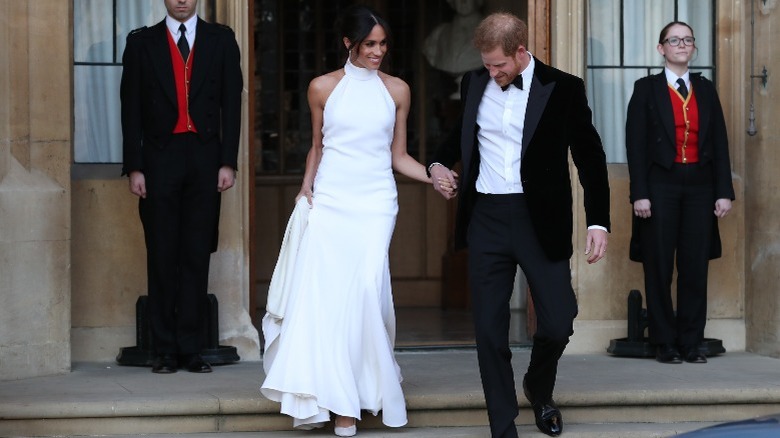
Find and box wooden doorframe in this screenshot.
[529,0,551,64]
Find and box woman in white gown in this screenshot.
[260,5,453,437]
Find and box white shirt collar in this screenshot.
[166,14,198,38]
[664,67,689,87]
[520,52,535,87]
[486,51,535,93]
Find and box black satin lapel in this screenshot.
[461,71,490,170]
[463,71,489,132]
[522,76,553,159]
[148,22,177,106]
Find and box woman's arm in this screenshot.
[384,75,430,183]
[297,73,339,203]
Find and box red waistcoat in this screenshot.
[668,85,698,163]
[167,31,197,134]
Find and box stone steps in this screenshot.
[1,395,774,437]
[12,423,726,438]
[2,351,779,437]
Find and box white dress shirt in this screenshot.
[664,67,690,94]
[166,14,198,48]
[473,54,607,233]
[475,55,535,194]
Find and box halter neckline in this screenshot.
[344,57,376,81]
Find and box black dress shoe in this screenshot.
[152,354,178,374]
[182,354,212,373]
[681,346,708,364]
[655,344,682,364]
[683,350,707,363]
[523,378,563,437]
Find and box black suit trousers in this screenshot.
[639,163,714,349]
[467,194,577,438]
[139,133,222,355]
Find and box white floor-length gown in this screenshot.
[260,57,408,430]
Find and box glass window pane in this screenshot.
[74,65,123,163]
[587,0,714,164]
[588,68,646,163]
[679,0,713,67]
[588,0,621,66]
[115,0,168,59]
[623,0,675,66]
[73,0,211,164]
[74,0,113,63]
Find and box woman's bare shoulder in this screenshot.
[310,69,345,94]
[378,72,410,105]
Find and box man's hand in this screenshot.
[430,164,459,200]
[129,171,146,198]
[633,199,651,218]
[584,228,608,264]
[217,166,236,192]
[714,198,732,218]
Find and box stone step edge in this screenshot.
[0,410,767,438]
[2,393,780,420]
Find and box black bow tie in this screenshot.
[501,74,523,91]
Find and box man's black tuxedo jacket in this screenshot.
[626,72,735,261]
[431,58,611,262]
[120,18,242,175]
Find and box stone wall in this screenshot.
[0,0,72,380]
[745,0,780,357]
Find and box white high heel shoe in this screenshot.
[334,417,357,437]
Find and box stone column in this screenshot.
[745,1,780,356]
[209,0,261,360]
[0,0,72,380]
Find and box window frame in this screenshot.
[71,0,214,177]
[585,0,717,164]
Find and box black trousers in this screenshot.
[467,194,577,438]
[139,133,222,356]
[639,163,714,349]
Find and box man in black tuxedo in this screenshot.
[120,0,242,374]
[429,12,610,438]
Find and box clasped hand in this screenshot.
[430,165,459,200]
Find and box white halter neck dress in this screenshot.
[260,58,407,430]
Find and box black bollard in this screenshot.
[116,294,240,366]
[607,289,726,358]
